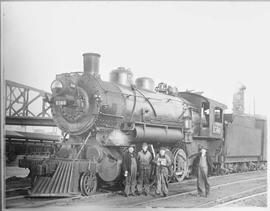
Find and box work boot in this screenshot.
[131,192,136,196]
[197,192,204,197]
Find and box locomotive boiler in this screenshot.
[30,53,196,196]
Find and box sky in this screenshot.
[2,1,270,118]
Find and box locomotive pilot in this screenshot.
[123,144,137,197]
[155,147,171,197]
[137,142,153,196]
[192,145,213,197]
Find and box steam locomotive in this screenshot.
[27,53,267,197]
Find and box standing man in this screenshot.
[192,145,213,197]
[155,147,171,197]
[123,144,137,197]
[137,142,152,196]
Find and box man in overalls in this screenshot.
[155,147,171,197]
[192,145,212,197]
[137,142,152,196]
[123,144,137,197]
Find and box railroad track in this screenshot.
[5,170,266,208]
[5,187,30,200]
[5,189,121,209]
[129,176,266,207]
[214,191,267,207]
[197,185,267,208]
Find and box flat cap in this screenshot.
[142,142,148,147]
[128,144,136,148]
[200,145,208,150]
[159,147,167,151]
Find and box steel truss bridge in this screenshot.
[5,80,56,127]
[4,80,60,163]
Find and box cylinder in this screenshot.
[132,126,184,144]
[83,53,101,75]
[96,147,122,182]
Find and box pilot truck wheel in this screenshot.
[79,171,97,196]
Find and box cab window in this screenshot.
[201,102,210,127]
[214,107,223,123]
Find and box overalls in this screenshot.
[137,150,152,194]
[124,156,137,195]
[156,155,170,196]
[197,155,210,196]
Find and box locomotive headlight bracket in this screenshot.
[183,105,192,129]
[93,91,102,104]
[51,80,64,93]
[183,106,193,143]
[184,117,192,130]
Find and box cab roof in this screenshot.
[178,92,227,110]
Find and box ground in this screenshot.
[5,170,267,209]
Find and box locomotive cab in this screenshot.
[178,92,227,140]
[178,92,227,176]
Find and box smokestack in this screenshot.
[83,53,100,76]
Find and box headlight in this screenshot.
[51,80,63,92]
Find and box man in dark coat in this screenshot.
[137,142,152,195]
[192,145,213,197]
[122,144,137,197]
[155,147,171,197]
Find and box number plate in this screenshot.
[55,100,67,106]
[212,123,222,135]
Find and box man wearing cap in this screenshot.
[137,142,153,196]
[123,144,137,197]
[192,145,213,197]
[155,147,171,197]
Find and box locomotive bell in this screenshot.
[83,53,101,76]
